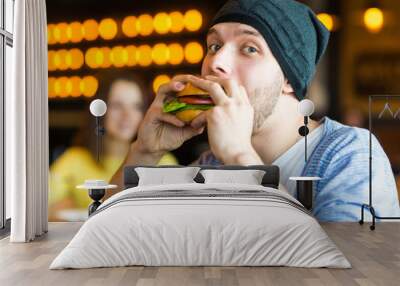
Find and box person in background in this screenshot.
[48,72,178,221]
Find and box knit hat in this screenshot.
[210,0,330,100]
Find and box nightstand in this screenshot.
[289,177,321,210]
[77,180,117,215]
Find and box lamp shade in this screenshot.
[89,99,107,117]
[298,99,315,117]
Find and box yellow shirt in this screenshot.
[49,146,178,209]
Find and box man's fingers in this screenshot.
[204,75,240,101]
[158,112,185,127]
[190,112,207,129]
[154,80,185,105]
[183,75,229,106]
[181,125,205,141]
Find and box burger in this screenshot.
[163,83,215,123]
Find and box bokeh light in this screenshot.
[184,42,204,64]
[137,14,154,36]
[47,24,56,44]
[153,74,171,93]
[54,22,69,44]
[99,18,118,40]
[137,45,153,67]
[184,9,202,32]
[122,16,138,37]
[83,19,99,41]
[48,51,56,71]
[56,76,69,98]
[85,47,100,69]
[100,47,112,68]
[153,12,171,34]
[168,43,184,65]
[69,76,82,97]
[67,21,84,43]
[48,77,56,98]
[111,46,128,68]
[317,13,335,32]
[152,43,170,65]
[49,76,99,98]
[125,45,137,67]
[169,11,184,33]
[80,76,98,97]
[69,48,84,70]
[57,49,69,70]
[364,7,384,33]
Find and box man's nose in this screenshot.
[209,46,233,78]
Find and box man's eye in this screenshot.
[208,43,221,53]
[243,46,258,54]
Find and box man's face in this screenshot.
[201,22,284,131]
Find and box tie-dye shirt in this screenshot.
[197,117,400,221]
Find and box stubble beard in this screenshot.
[248,74,284,133]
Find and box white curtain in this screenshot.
[7,0,49,242]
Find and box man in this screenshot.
[109,0,400,221]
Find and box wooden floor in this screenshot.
[0,222,399,286]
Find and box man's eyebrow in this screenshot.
[206,27,262,38]
[206,28,219,37]
[234,29,261,37]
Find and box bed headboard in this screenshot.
[123,165,280,189]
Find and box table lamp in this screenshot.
[76,99,117,216]
[89,99,107,163]
[290,99,320,210]
[298,99,315,163]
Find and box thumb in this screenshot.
[180,126,205,142]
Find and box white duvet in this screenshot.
[50,183,351,269]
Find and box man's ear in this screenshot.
[282,78,295,95]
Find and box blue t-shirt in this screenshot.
[197,117,400,221]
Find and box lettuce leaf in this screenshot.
[163,99,186,113]
[163,99,213,113]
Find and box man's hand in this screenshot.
[135,78,205,156]
[175,75,262,165]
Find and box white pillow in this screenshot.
[200,169,266,185]
[135,167,201,186]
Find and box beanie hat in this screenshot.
[210,0,330,100]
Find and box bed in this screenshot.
[50,165,350,269]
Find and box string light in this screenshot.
[152,43,170,65]
[48,77,56,98]
[184,42,204,64]
[125,45,137,66]
[137,14,154,36]
[111,46,128,67]
[154,12,171,34]
[80,76,98,97]
[153,75,171,93]
[169,11,184,33]
[317,13,336,32]
[47,24,56,44]
[137,45,153,67]
[100,47,112,68]
[67,21,84,43]
[168,43,184,65]
[48,9,204,45]
[122,16,138,37]
[83,19,99,41]
[54,22,69,44]
[364,7,384,33]
[99,18,118,40]
[48,76,99,98]
[48,51,56,71]
[184,9,202,32]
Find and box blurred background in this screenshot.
[46,0,400,220]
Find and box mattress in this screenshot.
[50,183,351,269]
